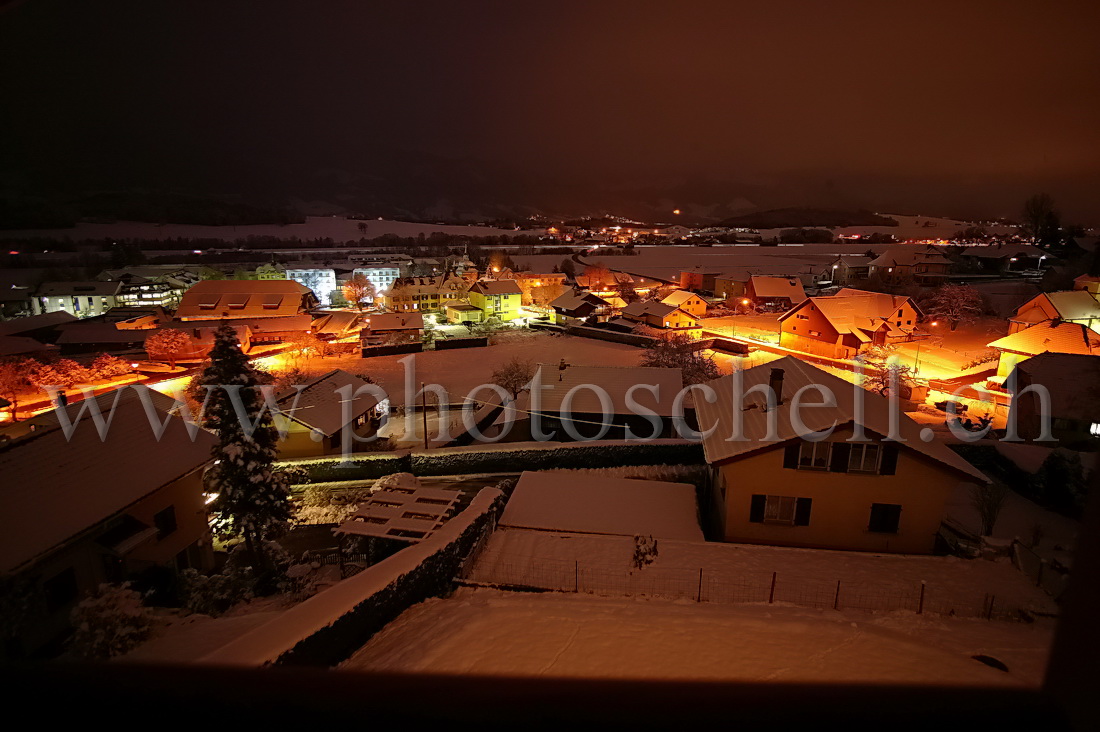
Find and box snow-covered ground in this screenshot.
[295,330,647,407]
[341,587,1051,687]
[468,528,1056,619]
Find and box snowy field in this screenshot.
[341,587,1051,687]
[468,529,1057,620]
[295,330,648,406]
[0,215,537,242]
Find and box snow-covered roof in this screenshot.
[694,356,988,483]
[275,369,381,437]
[0,335,56,357]
[868,246,952,268]
[501,471,704,540]
[1015,290,1100,323]
[660,290,703,307]
[35,280,121,297]
[988,321,1100,357]
[0,391,216,575]
[0,311,78,337]
[621,300,682,320]
[310,311,364,336]
[749,275,806,301]
[176,280,312,319]
[533,362,684,417]
[471,279,522,296]
[551,289,609,313]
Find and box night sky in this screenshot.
[2,0,1098,221]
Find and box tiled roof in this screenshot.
[471,279,522,296]
[368,312,424,331]
[275,369,380,437]
[176,280,312,319]
[750,275,807,301]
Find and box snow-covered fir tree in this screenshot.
[198,324,292,571]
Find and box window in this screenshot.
[750,495,812,526]
[1091,422,1100,437]
[154,506,177,539]
[868,503,902,533]
[797,441,831,469]
[848,443,881,473]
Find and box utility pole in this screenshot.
[421,381,429,450]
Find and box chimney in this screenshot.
[769,367,785,405]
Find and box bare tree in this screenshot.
[146,328,191,369]
[490,356,535,398]
[343,274,376,311]
[971,481,1010,536]
[641,332,720,385]
[923,284,984,331]
[1021,193,1061,245]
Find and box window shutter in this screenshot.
[749,495,766,523]
[829,442,851,472]
[880,444,899,475]
[794,497,812,526]
[783,443,799,469]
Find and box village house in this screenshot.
[695,357,988,553]
[272,369,386,458]
[679,267,724,293]
[361,312,424,346]
[745,275,807,310]
[777,288,922,358]
[1008,290,1100,334]
[383,274,468,314]
[823,255,872,285]
[175,280,317,321]
[467,279,523,322]
[0,390,217,657]
[493,271,569,306]
[31,281,123,318]
[867,246,952,284]
[986,320,1100,378]
[549,289,614,324]
[310,310,365,341]
[620,300,701,333]
[957,243,1049,274]
[1006,352,1100,447]
[659,289,709,318]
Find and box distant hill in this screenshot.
[719,208,899,229]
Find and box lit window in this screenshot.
[1091,423,1100,437]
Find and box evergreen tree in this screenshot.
[198,324,291,573]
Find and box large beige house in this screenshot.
[778,288,921,359]
[695,357,988,554]
[175,280,317,321]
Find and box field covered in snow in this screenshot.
[341,587,1051,686]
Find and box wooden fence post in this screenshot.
[833,580,841,610]
[769,571,777,604]
[917,581,926,614]
[574,560,579,593]
[697,568,703,603]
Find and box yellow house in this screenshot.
[659,289,709,318]
[468,279,523,321]
[272,370,387,458]
[695,357,988,554]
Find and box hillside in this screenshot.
[720,208,899,229]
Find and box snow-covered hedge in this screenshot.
[278,440,705,484]
[199,487,505,668]
[409,440,705,477]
